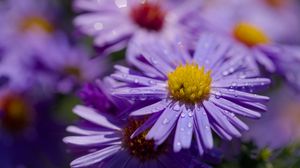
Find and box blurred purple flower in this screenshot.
[73,0,203,54]
[0,0,56,48]
[64,105,210,168]
[31,33,106,93]
[110,34,270,155]
[245,85,300,149]
[201,0,300,91]
[0,89,67,167]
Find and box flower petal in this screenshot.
[70,145,121,168]
[73,105,121,131]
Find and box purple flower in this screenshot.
[245,84,300,149]
[31,33,105,93]
[201,0,300,91]
[73,0,203,54]
[64,105,210,168]
[0,0,56,48]
[109,34,271,154]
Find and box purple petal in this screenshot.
[213,88,269,102]
[130,112,161,139]
[173,107,193,152]
[211,123,232,141]
[111,72,165,87]
[73,105,121,131]
[210,97,261,118]
[130,99,169,116]
[146,103,181,144]
[194,107,213,149]
[203,101,241,137]
[66,126,115,136]
[63,135,121,146]
[212,78,271,89]
[112,86,167,100]
[70,145,121,168]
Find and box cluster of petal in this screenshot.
[110,34,271,154]
[73,0,203,54]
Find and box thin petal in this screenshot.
[63,135,121,146]
[70,145,121,168]
[194,107,213,149]
[147,103,181,144]
[130,99,169,116]
[212,88,269,102]
[203,101,241,137]
[66,126,115,136]
[210,97,261,118]
[73,105,121,131]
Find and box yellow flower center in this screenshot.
[20,16,54,33]
[233,22,270,47]
[168,64,212,104]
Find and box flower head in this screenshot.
[73,0,203,54]
[202,0,300,91]
[110,34,270,154]
[64,104,204,167]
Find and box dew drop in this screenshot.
[214,91,222,99]
[134,79,139,84]
[188,111,193,117]
[188,122,193,128]
[163,118,170,125]
[173,104,181,111]
[222,71,229,76]
[181,113,186,118]
[148,80,156,85]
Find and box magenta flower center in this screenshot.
[0,94,31,133]
[130,2,166,31]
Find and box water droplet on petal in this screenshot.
[163,118,170,125]
[188,122,193,128]
[214,91,222,99]
[173,104,181,111]
[181,113,186,118]
[188,111,193,117]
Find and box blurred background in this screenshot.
[0,0,300,167]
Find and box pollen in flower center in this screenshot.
[168,64,212,104]
[233,22,270,47]
[130,2,166,31]
[0,94,30,133]
[20,16,54,33]
[63,66,82,79]
[122,119,167,161]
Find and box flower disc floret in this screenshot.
[168,64,212,104]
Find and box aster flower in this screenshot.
[0,0,56,48]
[110,34,270,154]
[0,88,67,167]
[31,33,105,93]
[63,105,209,168]
[201,0,300,91]
[73,0,203,54]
